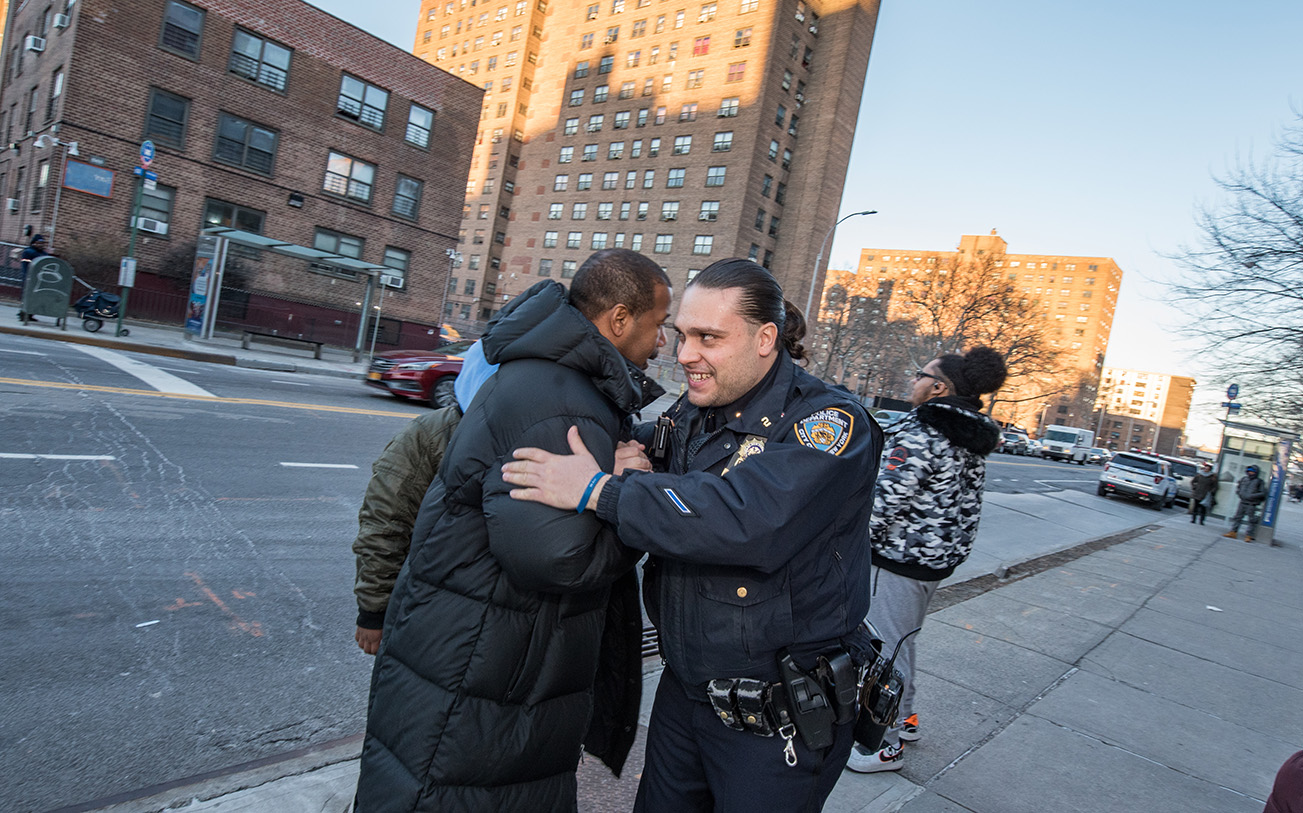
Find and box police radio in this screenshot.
[649,415,674,469]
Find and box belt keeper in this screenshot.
[577,472,606,513]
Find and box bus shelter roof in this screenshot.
[201,227,391,275]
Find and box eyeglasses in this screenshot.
[913,369,942,383]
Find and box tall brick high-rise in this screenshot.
[0,0,480,347]
[413,0,880,333]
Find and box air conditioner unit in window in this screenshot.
[794,91,806,103]
[25,36,46,52]
[808,23,818,34]
[661,214,676,221]
[133,217,169,235]
[381,274,405,289]
[6,198,18,212]
[636,213,646,220]
[794,12,805,21]
[698,213,716,221]
[53,13,70,28]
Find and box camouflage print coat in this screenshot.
[869,399,1002,581]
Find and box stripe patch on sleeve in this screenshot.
[662,488,698,517]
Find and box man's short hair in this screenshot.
[569,249,670,319]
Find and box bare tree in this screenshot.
[808,281,914,400]
[1170,110,1303,428]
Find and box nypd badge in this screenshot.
[794,408,854,456]
[722,435,767,475]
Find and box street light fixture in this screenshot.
[805,209,876,322]
[32,135,80,251]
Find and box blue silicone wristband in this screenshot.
[578,472,606,514]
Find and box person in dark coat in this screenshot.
[1188,461,1217,525]
[354,250,672,812]
[504,260,883,812]
[1224,464,1268,542]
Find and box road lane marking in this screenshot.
[279,462,359,469]
[272,380,311,386]
[0,376,416,418]
[0,348,46,355]
[0,453,116,460]
[70,345,215,397]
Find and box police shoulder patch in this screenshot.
[794,407,854,456]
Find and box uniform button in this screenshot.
[719,711,729,720]
[724,443,732,450]
[746,714,757,724]
[736,587,748,598]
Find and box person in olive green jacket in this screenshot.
[353,405,462,654]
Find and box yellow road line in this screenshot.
[0,376,417,418]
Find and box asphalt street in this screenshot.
[983,452,1105,497]
[0,335,427,812]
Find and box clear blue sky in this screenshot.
[309,0,1301,445]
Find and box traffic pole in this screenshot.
[116,174,143,337]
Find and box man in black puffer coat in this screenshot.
[355,250,671,812]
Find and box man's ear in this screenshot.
[594,303,632,345]
[756,322,779,357]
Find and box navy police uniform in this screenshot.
[594,352,882,812]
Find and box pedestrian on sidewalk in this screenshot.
[1224,464,1267,542]
[17,233,48,322]
[847,347,1007,774]
[354,251,672,812]
[1189,461,1217,525]
[351,343,498,655]
[503,259,882,812]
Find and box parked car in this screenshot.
[1158,456,1201,506]
[1025,439,1043,456]
[365,340,474,408]
[1086,447,1112,465]
[1097,451,1177,509]
[871,409,909,430]
[999,431,1029,455]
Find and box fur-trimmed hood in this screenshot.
[915,401,1002,457]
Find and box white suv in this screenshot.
[1097,452,1177,509]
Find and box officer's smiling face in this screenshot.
[674,285,778,407]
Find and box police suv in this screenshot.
[1097,451,1177,509]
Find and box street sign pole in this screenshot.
[117,141,155,337]
[1216,384,1241,481]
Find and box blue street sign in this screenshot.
[1221,402,1242,409]
[1226,383,1239,400]
[132,167,159,181]
[140,140,155,167]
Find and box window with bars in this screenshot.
[392,175,423,219]
[145,88,189,148]
[337,74,388,129]
[160,1,204,59]
[407,104,434,148]
[323,151,374,201]
[229,29,291,91]
[214,113,277,174]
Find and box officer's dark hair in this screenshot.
[688,258,806,360]
[936,346,1008,398]
[569,249,671,319]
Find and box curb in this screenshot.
[0,324,237,366]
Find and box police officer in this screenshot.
[503,258,882,812]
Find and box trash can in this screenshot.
[20,256,73,328]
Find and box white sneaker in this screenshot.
[846,740,903,773]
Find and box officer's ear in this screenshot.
[755,321,779,358]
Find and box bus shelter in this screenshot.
[1214,419,1299,546]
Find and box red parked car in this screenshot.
[365,340,473,408]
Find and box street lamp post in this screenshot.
[805,209,876,323]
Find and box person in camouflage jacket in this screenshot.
[848,347,1007,775]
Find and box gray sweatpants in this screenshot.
[865,565,938,748]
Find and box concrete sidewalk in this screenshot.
[71,503,1302,812]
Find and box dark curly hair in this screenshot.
[689,258,806,360]
[936,346,1008,400]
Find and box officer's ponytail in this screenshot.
[689,258,805,360]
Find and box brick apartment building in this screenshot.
[1094,367,1196,455]
[0,0,480,348]
[412,0,881,334]
[824,231,1124,432]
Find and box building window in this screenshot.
[574,60,590,78]
[740,0,758,10]
[228,29,291,91]
[602,171,619,189]
[734,27,752,47]
[573,201,588,218]
[597,202,614,219]
[608,141,624,159]
[712,131,733,151]
[583,143,599,161]
[144,88,190,148]
[661,200,679,220]
[381,247,410,288]
[625,170,638,188]
[538,258,553,276]
[679,102,698,121]
[407,104,434,148]
[673,135,692,154]
[581,33,595,48]
[686,69,704,89]
[654,234,673,253]
[314,227,364,259]
[46,69,63,123]
[648,137,661,156]
[768,214,780,236]
[544,230,559,247]
[564,117,580,135]
[788,114,799,136]
[667,168,685,188]
[699,200,719,221]
[782,148,792,169]
[630,139,643,157]
[705,165,726,186]
[392,175,423,219]
[337,74,388,129]
[203,199,265,233]
[718,97,739,117]
[569,89,585,107]
[214,113,277,174]
[754,208,765,230]
[549,202,564,218]
[693,36,710,56]
[693,235,713,255]
[591,232,608,249]
[562,260,577,278]
[588,114,604,131]
[323,151,375,202]
[614,111,631,128]
[774,181,786,204]
[599,55,615,73]
[554,174,569,191]
[160,1,204,59]
[699,2,717,21]
[726,62,745,82]
[559,145,574,163]
[577,173,593,190]
[632,19,646,37]
[464,278,477,295]
[620,81,635,99]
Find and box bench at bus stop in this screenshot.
[240,330,324,360]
